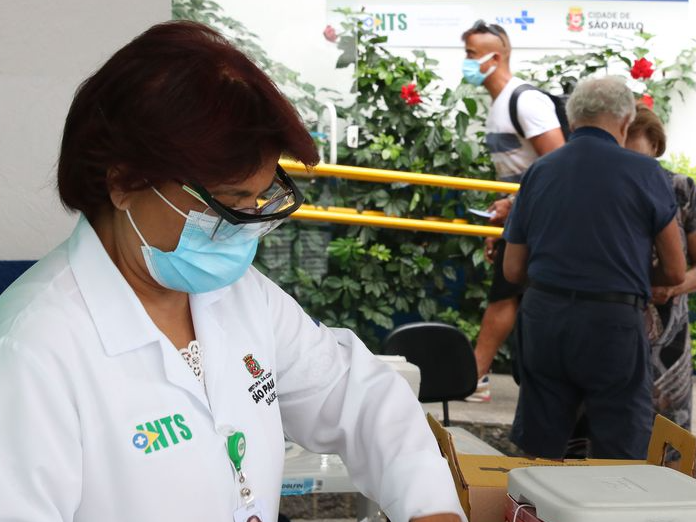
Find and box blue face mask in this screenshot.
[461,52,497,86]
[126,193,260,294]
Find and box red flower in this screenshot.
[400,83,416,98]
[406,93,422,105]
[630,57,655,79]
[641,93,655,110]
[400,83,422,106]
[323,25,337,43]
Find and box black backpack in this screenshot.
[509,84,571,141]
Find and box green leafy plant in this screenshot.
[520,33,696,124]
[253,10,497,349]
[662,153,696,181]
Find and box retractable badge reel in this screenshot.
[226,430,267,522]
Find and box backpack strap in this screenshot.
[509,83,538,139]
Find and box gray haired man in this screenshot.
[502,76,685,459]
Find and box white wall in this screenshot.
[221,0,695,159]
[0,0,170,259]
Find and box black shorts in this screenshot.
[488,239,525,303]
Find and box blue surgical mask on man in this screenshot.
[125,188,260,294]
[461,52,497,86]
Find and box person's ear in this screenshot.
[481,52,499,73]
[618,116,633,146]
[106,167,133,211]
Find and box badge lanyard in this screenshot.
[227,431,255,506]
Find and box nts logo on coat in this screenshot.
[132,413,192,454]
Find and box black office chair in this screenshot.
[0,260,35,294]
[383,322,478,426]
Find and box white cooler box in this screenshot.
[507,464,696,522]
[376,355,421,397]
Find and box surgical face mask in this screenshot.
[461,52,497,86]
[125,188,263,294]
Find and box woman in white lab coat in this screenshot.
[0,21,464,522]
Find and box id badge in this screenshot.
[233,499,267,522]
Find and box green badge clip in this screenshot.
[227,431,246,472]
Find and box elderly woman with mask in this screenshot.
[0,21,464,522]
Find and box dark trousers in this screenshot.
[510,287,653,459]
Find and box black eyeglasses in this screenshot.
[187,165,304,223]
[181,165,305,241]
[471,20,507,48]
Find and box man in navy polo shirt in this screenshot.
[503,76,685,459]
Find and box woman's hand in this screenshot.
[651,285,675,305]
[483,236,499,263]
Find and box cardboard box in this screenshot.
[427,414,696,522]
[504,494,541,522]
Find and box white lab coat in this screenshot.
[0,216,465,522]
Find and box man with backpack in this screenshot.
[460,21,566,392]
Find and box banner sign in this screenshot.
[327,3,474,47]
[326,1,691,49]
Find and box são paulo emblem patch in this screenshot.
[243,353,276,407]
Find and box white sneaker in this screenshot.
[465,375,491,403]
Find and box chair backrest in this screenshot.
[0,260,35,294]
[383,322,478,403]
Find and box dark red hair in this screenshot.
[58,20,318,219]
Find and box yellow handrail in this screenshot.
[280,160,520,194]
[292,204,503,238]
[279,160,514,237]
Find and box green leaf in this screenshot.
[463,97,478,116]
[455,112,470,137]
[324,276,344,289]
[425,126,442,153]
[367,243,392,261]
[459,239,476,256]
[441,88,454,108]
[433,151,450,168]
[417,298,437,320]
[384,198,409,217]
[456,141,473,164]
[409,191,421,212]
[395,296,410,312]
[336,35,357,69]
